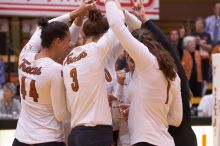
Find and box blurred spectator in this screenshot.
[177,25,187,60]
[192,17,212,94]
[182,36,202,97]
[198,94,212,117]
[170,30,179,50]
[169,29,182,60]
[179,25,187,39]
[0,58,5,88]
[205,2,220,45]
[0,82,21,117]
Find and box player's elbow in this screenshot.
[54,113,64,122]
[54,111,70,122]
[169,114,183,127]
[174,116,182,127]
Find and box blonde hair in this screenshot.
[183,36,196,48]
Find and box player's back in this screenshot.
[63,42,112,128]
[15,45,64,144]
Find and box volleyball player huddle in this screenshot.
[14,0,183,146]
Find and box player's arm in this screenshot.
[57,2,92,46]
[69,17,83,47]
[105,0,156,70]
[141,14,181,68]
[124,9,142,32]
[105,42,123,78]
[104,9,141,69]
[104,9,140,68]
[167,76,183,127]
[96,28,119,61]
[50,65,70,122]
[21,13,71,56]
[20,1,93,56]
[132,1,182,70]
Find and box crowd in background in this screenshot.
[168,3,220,117]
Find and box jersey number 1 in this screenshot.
[21,77,39,102]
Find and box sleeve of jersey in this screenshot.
[105,1,156,71]
[69,22,81,46]
[105,43,123,75]
[48,13,70,23]
[167,76,183,127]
[96,29,118,61]
[124,10,142,32]
[20,13,71,58]
[50,66,70,122]
[104,10,140,69]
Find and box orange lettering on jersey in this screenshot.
[20,76,39,102]
[19,59,42,75]
[21,77,27,99]
[29,80,39,102]
[70,68,79,92]
[104,68,112,82]
[64,51,87,65]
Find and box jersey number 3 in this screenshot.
[21,77,39,102]
[70,68,79,92]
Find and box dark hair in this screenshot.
[115,54,128,71]
[38,18,69,48]
[132,29,177,81]
[195,17,206,28]
[83,8,109,37]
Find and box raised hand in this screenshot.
[132,0,149,23]
[70,0,97,19]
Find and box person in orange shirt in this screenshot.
[182,36,203,97]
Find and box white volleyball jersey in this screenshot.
[106,2,183,146]
[63,29,118,128]
[15,13,80,144]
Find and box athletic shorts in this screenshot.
[68,125,113,146]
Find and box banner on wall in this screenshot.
[0,0,159,19]
[212,54,220,146]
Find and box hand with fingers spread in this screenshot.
[132,0,149,23]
